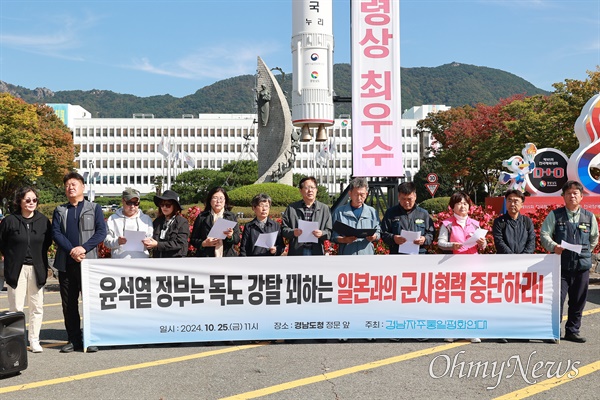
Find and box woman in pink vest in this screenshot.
[437,192,486,255]
[437,191,486,343]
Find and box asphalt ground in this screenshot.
[0,277,599,400]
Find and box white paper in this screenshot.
[462,228,488,248]
[255,231,278,249]
[207,218,238,239]
[560,240,583,254]
[398,230,421,254]
[122,230,147,252]
[298,220,319,243]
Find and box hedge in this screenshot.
[228,183,302,207]
[419,196,451,215]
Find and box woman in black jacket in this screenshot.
[0,186,52,353]
[190,187,240,257]
[143,190,189,258]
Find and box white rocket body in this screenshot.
[291,0,334,129]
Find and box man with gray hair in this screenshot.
[332,178,380,255]
[104,188,153,258]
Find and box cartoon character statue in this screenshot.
[498,143,538,191]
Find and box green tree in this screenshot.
[220,160,258,189]
[171,169,224,204]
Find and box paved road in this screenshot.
[0,279,599,400]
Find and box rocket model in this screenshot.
[291,0,334,142]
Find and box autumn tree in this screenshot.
[0,93,75,201]
[419,96,524,199]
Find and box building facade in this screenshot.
[49,104,447,197]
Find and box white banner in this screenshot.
[81,255,560,347]
[351,0,403,177]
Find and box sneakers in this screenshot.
[470,338,481,343]
[61,342,83,353]
[563,332,586,343]
[30,341,43,353]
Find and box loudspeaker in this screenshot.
[0,311,27,376]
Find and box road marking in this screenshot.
[220,342,469,400]
[492,360,600,399]
[0,343,266,394]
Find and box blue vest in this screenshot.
[552,207,592,272]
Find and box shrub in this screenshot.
[228,183,302,207]
[420,197,450,214]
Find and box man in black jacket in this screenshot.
[381,182,434,254]
[492,189,536,255]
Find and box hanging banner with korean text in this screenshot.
[351,0,403,177]
[81,255,560,348]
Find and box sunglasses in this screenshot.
[160,202,174,208]
[125,200,140,206]
[24,198,38,204]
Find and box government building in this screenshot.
[49,104,449,198]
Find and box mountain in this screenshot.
[0,62,549,118]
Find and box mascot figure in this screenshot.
[498,143,537,191]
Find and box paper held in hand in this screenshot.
[207,218,237,239]
[298,220,319,243]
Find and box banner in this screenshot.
[81,255,560,347]
[351,0,403,177]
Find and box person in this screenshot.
[143,190,189,258]
[492,189,536,255]
[437,192,486,344]
[381,181,434,254]
[190,187,240,257]
[239,193,285,256]
[541,180,598,343]
[332,177,381,255]
[437,192,487,255]
[52,172,107,353]
[491,189,536,343]
[104,188,153,258]
[257,83,271,127]
[0,186,52,353]
[282,177,332,256]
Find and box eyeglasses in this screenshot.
[211,197,226,202]
[125,200,140,206]
[160,202,174,208]
[303,186,317,191]
[24,198,38,204]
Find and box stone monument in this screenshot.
[255,56,296,185]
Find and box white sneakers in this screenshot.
[30,341,43,353]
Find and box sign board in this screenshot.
[426,183,439,197]
[426,173,438,183]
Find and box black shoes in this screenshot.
[60,342,99,352]
[563,332,586,343]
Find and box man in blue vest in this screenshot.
[541,181,598,343]
[52,172,107,352]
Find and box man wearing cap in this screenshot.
[105,188,153,258]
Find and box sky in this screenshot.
[0,0,599,98]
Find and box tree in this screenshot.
[220,160,258,189]
[0,94,74,199]
[419,97,523,199]
[171,169,224,205]
[413,158,456,201]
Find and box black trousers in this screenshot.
[59,263,83,345]
[560,269,589,335]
